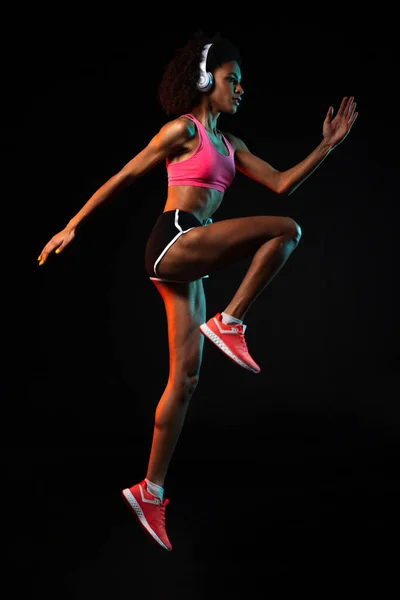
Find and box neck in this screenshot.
[189,107,221,134]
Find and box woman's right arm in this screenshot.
[38,118,192,265]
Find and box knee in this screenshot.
[185,371,200,398]
[173,370,200,401]
[286,218,302,246]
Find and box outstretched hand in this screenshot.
[37,226,76,266]
[323,96,358,148]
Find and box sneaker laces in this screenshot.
[160,503,165,525]
[236,324,249,353]
[158,499,168,526]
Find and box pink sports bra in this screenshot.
[166,114,236,193]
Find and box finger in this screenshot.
[38,247,52,265]
[338,96,348,116]
[325,106,334,122]
[38,245,48,262]
[349,111,359,127]
[348,100,357,122]
[345,96,355,117]
[38,241,61,265]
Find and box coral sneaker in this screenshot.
[200,313,261,374]
[122,481,172,551]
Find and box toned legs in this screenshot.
[147,215,302,485]
[145,279,206,487]
[158,215,302,321]
[224,228,301,321]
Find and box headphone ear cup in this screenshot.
[197,71,213,92]
[197,43,213,92]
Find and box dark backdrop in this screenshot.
[3,12,399,598]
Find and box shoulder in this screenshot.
[149,115,198,156]
[221,130,250,153]
[158,115,198,146]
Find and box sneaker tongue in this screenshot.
[162,498,169,506]
[238,324,247,333]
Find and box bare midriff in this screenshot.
[163,186,224,225]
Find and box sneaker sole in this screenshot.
[199,323,260,373]
[122,488,171,551]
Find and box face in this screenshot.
[210,61,244,114]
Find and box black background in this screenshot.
[3,9,399,598]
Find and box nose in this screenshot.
[235,84,244,96]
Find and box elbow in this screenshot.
[276,175,296,197]
[275,183,291,197]
[277,186,291,197]
[271,172,290,196]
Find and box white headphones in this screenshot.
[197,43,213,92]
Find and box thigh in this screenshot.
[158,215,300,281]
[153,278,206,376]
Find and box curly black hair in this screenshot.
[158,30,242,117]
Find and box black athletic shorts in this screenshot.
[145,209,212,283]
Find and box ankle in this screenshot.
[145,478,164,500]
[221,311,243,325]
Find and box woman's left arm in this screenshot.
[231,96,358,196]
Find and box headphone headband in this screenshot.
[197,43,213,92]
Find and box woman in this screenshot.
[37,31,358,551]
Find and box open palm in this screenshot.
[323,96,358,148]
